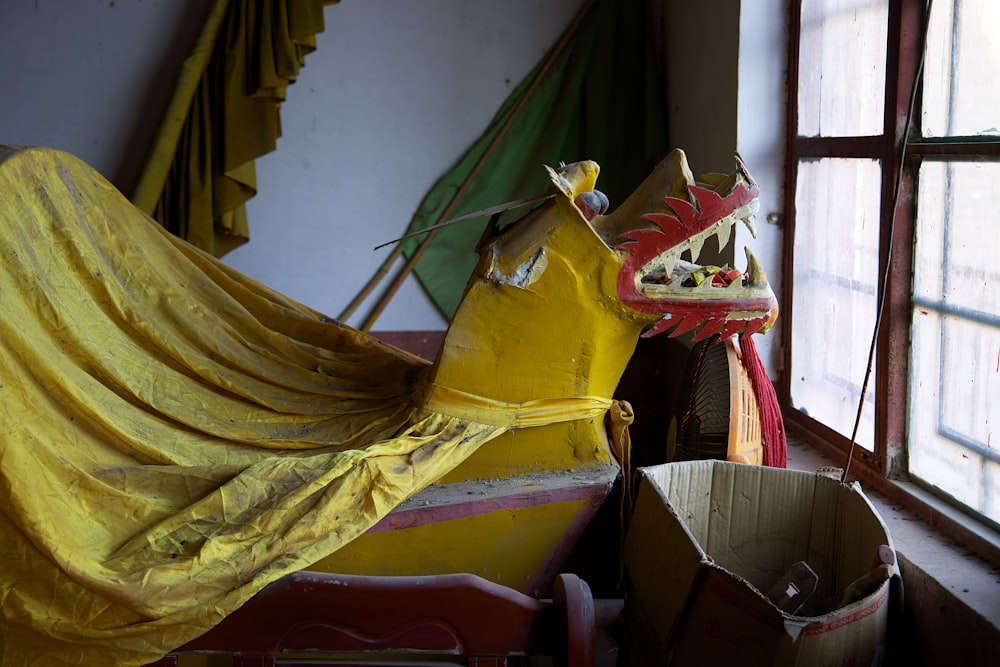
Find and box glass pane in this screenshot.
[923,0,1000,138]
[798,0,888,137]
[909,161,1000,525]
[791,158,881,449]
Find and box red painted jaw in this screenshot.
[612,158,779,340]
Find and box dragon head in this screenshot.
[579,149,778,340]
[431,150,778,408]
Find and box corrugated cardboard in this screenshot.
[621,461,898,666]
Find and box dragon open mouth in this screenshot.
[636,197,762,292]
[595,150,779,340]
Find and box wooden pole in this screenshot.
[357,0,597,332]
[337,244,403,322]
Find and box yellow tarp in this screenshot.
[0,146,508,666]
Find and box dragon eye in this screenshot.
[574,189,610,220]
[593,190,609,214]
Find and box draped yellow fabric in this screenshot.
[0,146,514,666]
[132,0,334,257]
[422,384,614,429]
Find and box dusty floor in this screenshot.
[595,598,625,667]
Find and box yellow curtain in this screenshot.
[132,0,334,256]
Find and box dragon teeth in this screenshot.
[661,252,679,280]
[662,251,678,272]
[716,221,732,251]
[688,237,705,262]
[745,247,767,288]
[693,277,717,292]
[743,215,758,238]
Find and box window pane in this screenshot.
[923,1,1000,138]
[909,161,1000,525]
[798,0,888,137]
[791,158,881,448]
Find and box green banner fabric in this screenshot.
[401,0,669,319]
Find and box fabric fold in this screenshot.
[421,383,613,429]
[0,146,500,666]
[132,0,334,257]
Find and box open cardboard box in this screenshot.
[620,461,899,666]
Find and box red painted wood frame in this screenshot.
[781,0,1000,564]
[146,571,595,667]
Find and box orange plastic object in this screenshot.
[725,336,764,465]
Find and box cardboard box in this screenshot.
[620,461,898,666]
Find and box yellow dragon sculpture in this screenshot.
[0,145,776,666]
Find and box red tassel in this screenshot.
[739,333,787,468]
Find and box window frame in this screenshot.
[781,0,1000,562]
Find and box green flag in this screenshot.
[402,0,669,319]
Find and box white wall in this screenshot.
[0,0,786,365]
[662,1,787,372]
[227,0,585,331]
[663,0,739,177]
[735,0,787,372]
[0,0,210,196]
[0,0,584,332]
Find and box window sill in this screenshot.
[786,432,1000,664]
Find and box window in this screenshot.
[784,0,1000,534]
